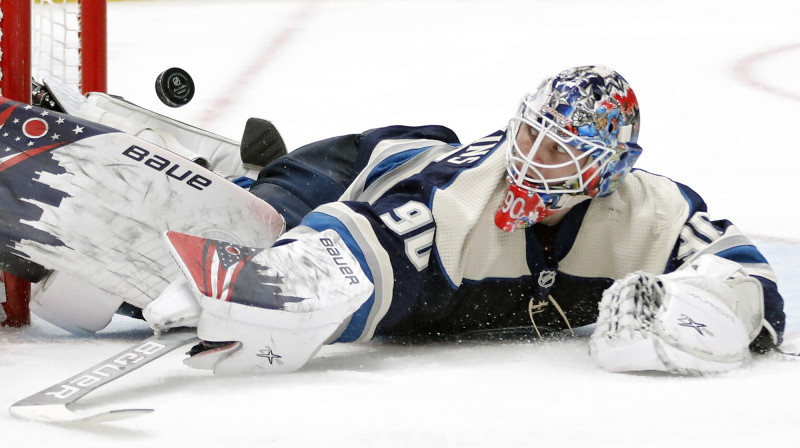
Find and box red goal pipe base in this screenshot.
[1,273,31,328]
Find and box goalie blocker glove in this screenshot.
[589,254,765,375]
[163,228,374,375]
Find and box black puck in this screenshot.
[155,67,195,107]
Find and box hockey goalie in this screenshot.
[0,65,785,376]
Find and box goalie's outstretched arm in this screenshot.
[589,183,785,375]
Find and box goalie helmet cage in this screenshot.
[0,0,107,327]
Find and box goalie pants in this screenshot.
[249,134,364,230]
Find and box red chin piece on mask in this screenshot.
[494,182,558,232]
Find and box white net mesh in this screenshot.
[32,0,82,89]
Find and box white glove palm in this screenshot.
[589,254,763,375]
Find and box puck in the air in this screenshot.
[155,67,195,107]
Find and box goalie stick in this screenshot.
[9,330,199,424]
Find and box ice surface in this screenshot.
[2,0,799,446]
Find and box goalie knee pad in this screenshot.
[30,271,124,334]
[590,255,763,374]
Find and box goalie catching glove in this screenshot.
[161,228,374,375]
[589,254,765,375]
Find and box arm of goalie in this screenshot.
[589,254,765,375]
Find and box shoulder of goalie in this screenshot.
[589,254,766,375]
[159,227,374,375]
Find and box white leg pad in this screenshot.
[30,272,124,334]
[74,93,258,179]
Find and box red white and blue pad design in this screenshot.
[164,229,373,313]
[163,230,301,308]
[175,234,259,302]
[0,97,284,308]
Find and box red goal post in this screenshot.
[0,0,106,327]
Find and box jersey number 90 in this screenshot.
[380,201,435,271]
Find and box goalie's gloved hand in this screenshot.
[589,254,764,375]
[143,277,202,333]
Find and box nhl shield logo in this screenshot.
[538,270,556,288]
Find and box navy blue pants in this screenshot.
[249,134,365,230]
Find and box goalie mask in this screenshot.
[495,65,643,231]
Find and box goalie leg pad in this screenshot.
[30,271,124,334]
[590,271,753,375]
[75,92,258,179]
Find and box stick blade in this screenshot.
[8,330,199,424]
[9,403,154,424]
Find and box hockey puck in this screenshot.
[155,67,195,107]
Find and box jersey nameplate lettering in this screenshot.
[444,134,503,165]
